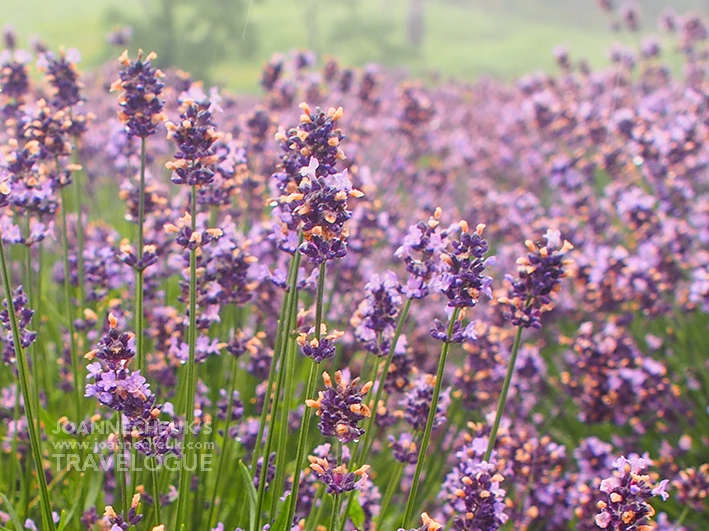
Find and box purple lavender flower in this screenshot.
[352,271,402,356]
[0,286,37,361]
[0,48,31,116]
[498,229,574,329]
[164,212,223,250]
[595,454,669,529]
[443,437,508,531]
[110,49,165,138]
[296,324,343,363]
[37,47,84,109]
[103,497,143,530]
[401,373,451,431]
[395,208,451,299]
[307,455,370,495]
[306,370,373,443]
[22,100,77,161]
[165,101,219,186]
[672,464,709,511]
[389,432,418,464]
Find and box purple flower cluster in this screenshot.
[85,314,178,457]
[401,373,451,431]
[498,229,574,328]
[296,324,343,363]
[271,103,363,260]
[165,100,219,186]
[595,454,669,530]
[352,271,402,355]
[110,49,166,138]
[306,370,373,443]
[0,286,36,363]
[442,437,508,531]
[307,455,370,495]
[36,47,84,109]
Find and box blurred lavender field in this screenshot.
[3,0,709,89]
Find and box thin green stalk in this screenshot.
[676,506,689,526]
[0,238,56,531]
[71,144,86,314]
[269,303,299,520]
[330,494,340,531]
[304,483,325,529]
[23,215,41,413]
[402,307,460,527]
[284,262,327,527]
[256,254,301,526]
[151,459,162,527]
[117,414,129,517]
[484,325,524,462]
[176,184,199,531]
[375,461,405,531]
[206,353,240,527]
[59,183,82,426]
[9,382,20,501]
[37,241,51,394]
[250,243,301,474]
[135,137,147,372]
[286,360,319,522]
[330,441,342,531]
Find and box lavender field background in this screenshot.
[1,1,709,531]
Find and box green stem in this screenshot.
[22,214,42,448]
[375,462,405,531]
[256,254,302,526]
[330,494,340,531]
[176,184,199,531]
[59,183,82,427]
[71,139,86,313]
[269,303,299,520]
[9,382,20,501]
[483,325,524,462]
[0,238,56,531]
[284,361,318,524]
[207,353,240,527]
[402,307,460,527]
[676,506,689,526]
[117,414,129,517]
[304,483,325,529]
[151,459,162,527]
[136,137,147,372]
[284,261,327,527]
[250,240,302,474]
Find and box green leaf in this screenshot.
[350,494,366,529]
[0,493,24,531]
[84,469,103,511]
[56,510,70,531]
[269,494,291,531]
[237,460,258,531]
